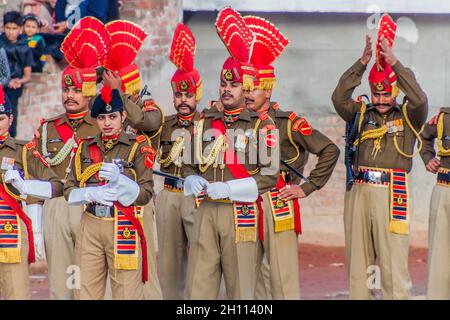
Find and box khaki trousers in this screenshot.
[0,221,30,299]
[155,188,196,299]
[256,192,300,300]
[74,212,144,300]
[43,196,83,299]
[427,184,450,299]
[142,201,162,300]
[344,183,411,300]
[185,200,262,300]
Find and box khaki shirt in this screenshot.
[122,94,164,146]
[64,130,154,206]
[332,59,428,172]
[421,107,450,169]
[35,112,99,180]
[158,112,201,178]
[0,137,63,201]
[185,107,279,194]
[268,103,340,196]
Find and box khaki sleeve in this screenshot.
[63,145,82,201]
[290,121,340,196]
[26,150,63,198]
[123,95,164,133]
[392,60,428,129]
[331,59,366,122]
[255,118,281,194]
[420,122,437,166]
[131,141,154,206]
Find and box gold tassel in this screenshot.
[195,82,203,102]
[274,217,295,233]
[124,77,142,95]
[242,75,254,91]
[259,78,277,91]
[389,220,409,235]
[82,81,97,97]
[235,227,257,243]
[114,255,139,270]
[0,248,21,263]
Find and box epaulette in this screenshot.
[288,112,297,121]
[272,103,280,110]
[199,113,206,120]
[136,135,146,144]
[259,112,269,121]
[41,114,63,124]
[25,140,36,150]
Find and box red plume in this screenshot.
[170,23,196,73]
[0,84,4,105]
[244,15,289,66]
[215,6,254,63]
[101,85,113,105]
[376,13,397,70]
[61,17,111,69]
[103,20,148,72]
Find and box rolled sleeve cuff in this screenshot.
[300,182,317,197]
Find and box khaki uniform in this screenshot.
[256,103,340,300]
[35,112,99,299]
[0,137,63,299]
[155,113,199,299]
[63,130,154,299]
[332,59,428,299]
[121,94,164,299]
[184,107,279,299]
[420,108,450,299]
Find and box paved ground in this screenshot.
[23,244,428,300]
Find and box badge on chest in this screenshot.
[1,157,15,170]
[386,119,404,134]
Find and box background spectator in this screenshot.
[22,0,56,33]
[22,13,46,72]
[0,47,11,87]
[0,11,33,137]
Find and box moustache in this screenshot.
[245,98,255,104]
[222,92,233,99]
[373,103,392,108]
[64,99,79,105]
[177,103,191,109]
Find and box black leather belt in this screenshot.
[86,203,115,218]
[356,170,391,184]
[164,177,184,191]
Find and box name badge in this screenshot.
[49,138,63,143]
[444,136,450,141]
[1,157,15,170]
[82,158,93,164]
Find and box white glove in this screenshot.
[206,182,231,200]
[85,186,118,206]
[34,231,44,261]
[4,170,52,200]
[4,169,26,194]
[184,175,209,196]
[208,178,259,202]
[99,163,121,188]
[27,204,44,260]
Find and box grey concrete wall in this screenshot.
[183,11,450,247]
